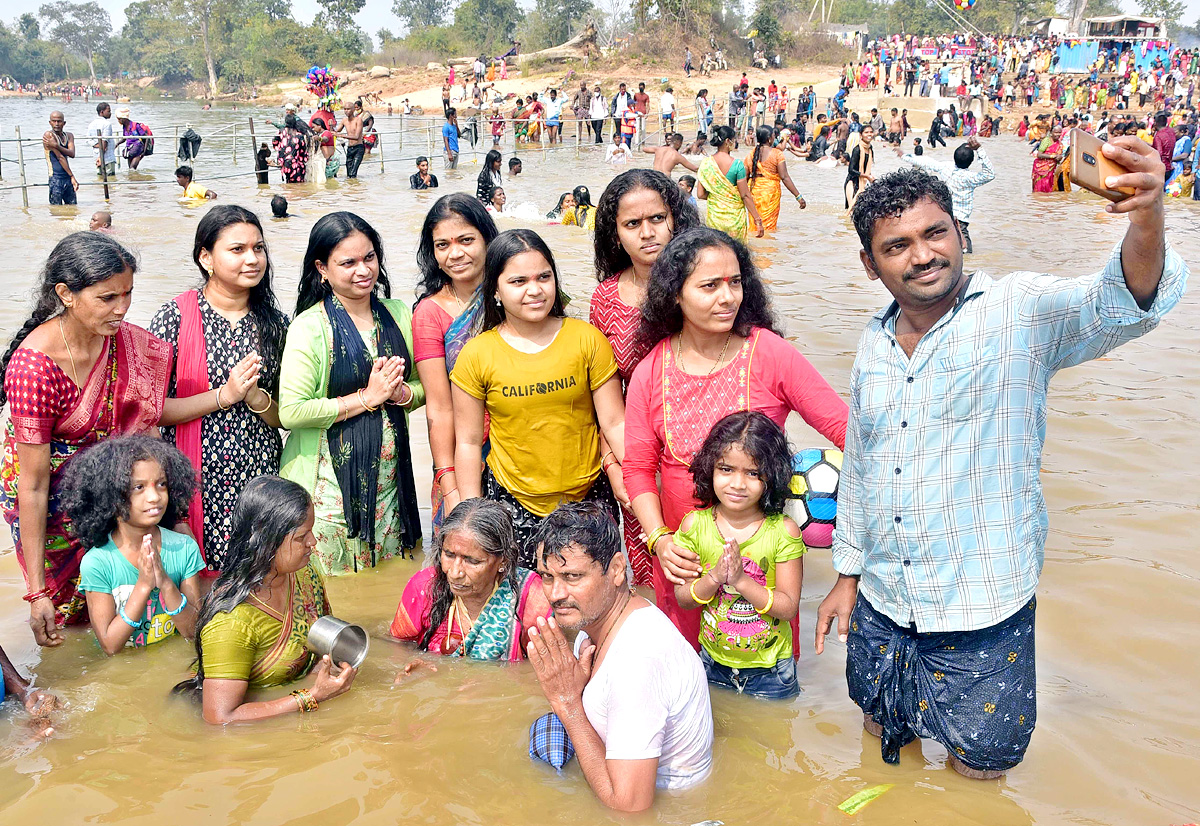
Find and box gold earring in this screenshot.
[206,265,214,278]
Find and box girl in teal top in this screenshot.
[674,411,804,699]
[64,435,206,654]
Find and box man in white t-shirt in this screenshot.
[87,101,117,177]
[527,503,713,813]
[660,86,677,132]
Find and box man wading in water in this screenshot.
[818,137,1188,778]
[42,111,79,205]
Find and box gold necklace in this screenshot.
[446,283,468,310]
[58,316,81,388]
[676,330,732,376]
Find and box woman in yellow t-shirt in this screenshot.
[451,229,626,566]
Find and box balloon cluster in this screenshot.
[305,65,341,108]
[953,0,977,8]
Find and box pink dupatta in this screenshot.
[173,290,210,565]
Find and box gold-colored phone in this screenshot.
[1068,128,1135,202]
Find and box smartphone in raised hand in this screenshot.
[1068,128,1135,202]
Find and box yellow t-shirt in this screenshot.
[182,181,209,200]
[451,317,618,516]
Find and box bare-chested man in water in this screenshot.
[642,133,700,175]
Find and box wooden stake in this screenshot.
[16,126,29,207]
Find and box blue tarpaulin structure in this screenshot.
[1052,41,1173,74]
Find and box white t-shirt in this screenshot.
[574,604,713,791]
[88,116,116,163]
[605,143,632,164]
[545,96,563,120]
[660,92,676,117]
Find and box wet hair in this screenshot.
[710,125,736,148]
[850,167,954,255]
[419,499,521,652]
[270,195,288,217]
[193,205,287,393]
[689,412,793,516]
[481,229,566,331]
[175,165,193,181]
[0,232,138,405]
[508,157,521,169]
[593,169,702,282]
[61,435,196,550]
[174,476,313,695]
[546,191,572,219]
[415,193,499,302]
[749,125,774,180]
[572,184,593,208]
[533,501,623,576]
[283,112,300,131]
[484,149,503,172]
[296,211,392,315]
[953,143,975,169]
[415,155,429,165]
[637,227,780,349]
[679,174,696,189]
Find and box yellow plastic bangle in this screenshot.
[690,577,714,606]
[758,588,775,615]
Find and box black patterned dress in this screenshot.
[150,293,288,572]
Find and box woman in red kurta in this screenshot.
[624,227,847,647]
[588,169,702,586]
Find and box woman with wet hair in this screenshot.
[175,475,355,724]
[588,169,702,586]
[476,149,503,204]
[390,498,550,660]
[149,204,289,574]
[1,231,171,646]
[561,185,596,229]
[624,227,847,646]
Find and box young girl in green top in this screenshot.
[63,435,205,654]
[674,411,804,699]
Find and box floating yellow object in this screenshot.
[838,784,894,815]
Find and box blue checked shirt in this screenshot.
[902,148,995,223]
[833,242,1188,632]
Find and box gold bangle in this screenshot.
[215,386,231,412]
[647,526,671,555]
[337,396,347,421]
[246,392,272,414]
[357,389,379,413]
[758,588,775,615]
[690,577,714,605]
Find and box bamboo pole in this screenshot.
[248,117,261,184]
[378,132,385,174]
[15,126,29,207]
[231,122,237,164]
[0,124,4,180]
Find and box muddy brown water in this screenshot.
[0,100,1196,825]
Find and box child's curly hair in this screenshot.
[61,434,196,549]
[689,411,793,516]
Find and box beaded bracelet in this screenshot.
[163,593,188,617]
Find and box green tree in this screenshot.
[18,13,40,40]
[1136,0,1187,27]
[454,0,523,52]
[535,0,593,44]
[316,0,366,28]
[391,0,452,31]
[39,1,111,81]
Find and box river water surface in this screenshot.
[0,99,1196,826]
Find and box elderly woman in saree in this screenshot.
[278,212,425,575]
[412,195,499,531]
[1,232,171,646]
[694,126,764,240]
[175,476,355,723]
[390,498,550,660]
